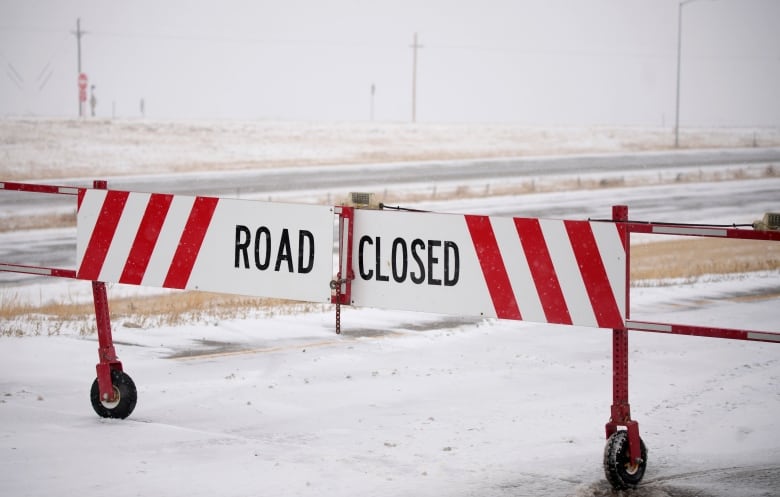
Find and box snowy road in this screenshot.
[2,146,779,211]
[68,146,780,198]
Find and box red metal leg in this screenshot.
[606,327,631,437]
[93,280,122,403]
[606,205,643,465]
[91,179,122,403]
[606,327,642,464]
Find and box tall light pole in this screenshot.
[410,32,423,123]
[370,83,376,121]
[675,0,713,148]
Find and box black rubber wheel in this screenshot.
[604,430,648,490]
[90,369,137,419]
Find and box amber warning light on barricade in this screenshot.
[753,212,780,231]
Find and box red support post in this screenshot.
[331,206,355,334]
[93,280,122,402]
[606,205,643,465]
[91,180,122,403]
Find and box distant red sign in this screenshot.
[78,73,88,102]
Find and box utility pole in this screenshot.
[72,18,86,117]
[410,32,423,123]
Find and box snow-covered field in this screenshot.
[1,119,779,497]
[3,118,780,181]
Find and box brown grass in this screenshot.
[631,237,780,281]
[334,163,778,207]
[1,291,324,336]
[0,211,77,233]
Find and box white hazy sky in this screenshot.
[1,0,778,126]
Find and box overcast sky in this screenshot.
[1,0,778,126]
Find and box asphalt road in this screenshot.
[109,146,780,197]
[2,147,780,208]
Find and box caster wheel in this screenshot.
[604,430,648,490]
[90,369,137,419]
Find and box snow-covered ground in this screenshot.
[1,119,779,497]
[3,118,780,181]
[1,288,778,497]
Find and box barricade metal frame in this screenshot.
[1,180,778,490]
[1,180,126,407]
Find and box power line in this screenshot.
[88,29,401,50]
[0,25,66,34]
[4,24,771,60]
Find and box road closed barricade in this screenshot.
[349,208,626,329]
[1,180,778,492]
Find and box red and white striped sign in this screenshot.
[349,209,626,329]
[75,188,625,328]
[76,189,335,303]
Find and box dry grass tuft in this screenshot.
[322,163,779,207]
[0,211,77,233]
[107,291,322,328]
[1,291,325,336]
[631,237,780,282]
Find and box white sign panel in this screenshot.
[349,209,625,329]
[77,189,334,303]
[350,209,495,317]
[191,199,334,302]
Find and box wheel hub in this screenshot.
[100,386,120,408]
[624,460,640,475]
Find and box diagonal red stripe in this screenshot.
[119,193,174,285]
[77,188,85,211]
[162,196,219,289]
[513,218,572,325]
[564,221,623,328]
[465,215,521,320]
[78,191,130,281]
